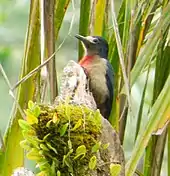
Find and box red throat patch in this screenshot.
[79,55,94,67]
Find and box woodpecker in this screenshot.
[75,35,114,119]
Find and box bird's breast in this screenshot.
[80,56,109,105]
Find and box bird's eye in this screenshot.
[93,38,98,43]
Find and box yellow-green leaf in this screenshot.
[59,123,69,136]
[28,100,35,110]
[102,143,110,150]
[93,0,106,35]
[57,170,61,176]
[36,171,48,176]
[78,0,91,59]
[74,145,86,160]
[40,144,49,151]
[71,119,82,131]
[89,155,97,170]
[46,142,58,154]
[110,163,121,176]
[26,113,38,125]
[34,105,41,118]
[52,113,59,123]
[68,140,72,150]
[20,140,31,151]
[27,148,42,161]
[18,119,34,131]
[91,142,101,153]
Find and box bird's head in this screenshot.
[75,35,109,59]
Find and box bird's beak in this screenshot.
[75,34,95,45]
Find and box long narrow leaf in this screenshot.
[1,0,40,175]
[168,126,170,176]
[144,30,170,176]
[135,64,151,141]
[126,74,170,176]
[108,0,126,130]
[130,3,170,86]
[93,0,106,36]
[78,0,91,59]
[54,0,70,39]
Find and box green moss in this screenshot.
[19,101,103,176]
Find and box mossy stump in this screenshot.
[17,61,125,176]
[18,101,124,176]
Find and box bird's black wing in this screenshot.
[105,61,114,118]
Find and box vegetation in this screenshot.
[0,0,170,176]
[19,101,104,175]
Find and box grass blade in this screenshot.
[1,0,41,175]
[54,0,70,39]
[130,3,170,86]
[93,0,106,36]
[126,74,170,176]
[168,126,170,176]
[78,0,91,59]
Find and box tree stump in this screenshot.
[15,61,125,176]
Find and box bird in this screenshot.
[75,34,114,119]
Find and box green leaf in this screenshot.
[92,110,102,127]
[110,163,121,176]
[57,170,61,176]
[51,161,56,176]
[74,145,86,160]
[89,155,97,170]
[40,144,49,151]
[59,123,69,136]
[20,140,31,151]
[18,119,34,131]
[46,120,53,128]
[2,0,41,171]
[34,105,41,118]
[22,132,39,148]
[91,142,101,153]
[27,148,42,161]
[78,0,91,59]
[130,3,170,86]
[25,110,38,125]
[126,74,170,176]
[38,159,51,171]
[93,0,106,36]
[46,142,58,154]
[27,101,41,118]
[71,119,82,131]
[68,140,72,150]
[168,127,170,176]
[62,154,73,172]
[52,113,59,124]
[102,143,110,150]
[43,133,51,141]
[36,171,49,176]
[89,156,97,170]
[55,0,71,39]
[28,100,35,110]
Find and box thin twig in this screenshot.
[0,64,25,118]
[110,1,132,114]
[11,52,56,91]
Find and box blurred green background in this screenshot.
[0,0,167,175]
